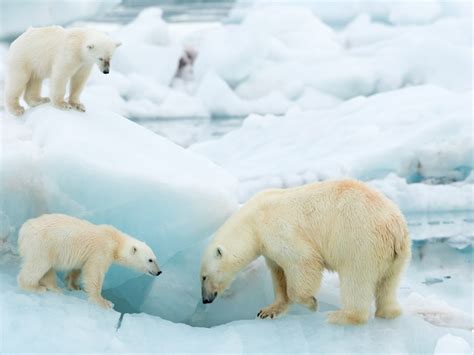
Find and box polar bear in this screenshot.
[200,180,411,325]
[17,214,161,309]
[5,26,121,116]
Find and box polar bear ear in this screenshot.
[115,41,122,48]
[131,246,137,255]
[87,44,94,50]
[216,247,223,258]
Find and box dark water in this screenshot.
[95,0,237,23]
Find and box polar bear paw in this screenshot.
[54,101,72,110]
[257,302,289,319]
[10,106,25,116]
[91,297,114,309]
[69,102,86,112]
[327,310,369,325]
[375,304,402,319]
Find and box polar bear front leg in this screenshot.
[68,65,92,112]
[257,258,290,319]
[50,66,72,110]
[285,261,321,312]
[82,259,113,309]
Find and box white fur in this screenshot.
[5,26,120,116]
[201,179,411,325]
[17,214,160,309]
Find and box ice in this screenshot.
[0,106,238,295]
[196,71,291,117]
[434,334,472,354]
[193,85,473,204]
[229,0,471,27]
[0,0,120,40]
[113,8,183,87]
[1,247,472,352]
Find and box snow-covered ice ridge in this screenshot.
[52,1,472,119]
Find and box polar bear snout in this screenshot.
[201,281,218,304]
[146,259,161,276]
[202,291,217,304]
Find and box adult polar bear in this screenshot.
[5,26,120,116]
[201,180,411,325]
[18,214,161,308]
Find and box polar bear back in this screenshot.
[18,214,116,271]
[248,180,410,271]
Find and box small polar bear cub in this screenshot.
[5,26,121,116]
[18,214,161,309]
[201,180,411,325]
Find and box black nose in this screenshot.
[103,70,109,74]
[157,271,162,276]
[203,299,212,304]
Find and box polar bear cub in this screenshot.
[18,214,161,309]
[201,179,411,325]
[5,26,121,116]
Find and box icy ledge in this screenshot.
[0,259,472,353]
[0,106,238,291]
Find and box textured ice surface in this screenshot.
[1,227,472,353]
[0,106,238,295]
[193,85,473,203]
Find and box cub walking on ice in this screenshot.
[200,179,411,325]
[18,214,160,309]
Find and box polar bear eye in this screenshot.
[98,58,103,61]
[202,276,207,281]
[148,259,153,263]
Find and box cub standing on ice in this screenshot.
[18,214,161,309]
[200,180,411,325]
[5,26,121,116]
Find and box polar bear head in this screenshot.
[200,245,233,304]
[83,30,121,74]
[119,237,161,277]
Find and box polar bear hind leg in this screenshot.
[24,77,49,107]
[18,257,51,292]
[328,270,376,325]
[39,268,61,292]
[65,269,82,290]
[5,69,30,116]
[375,257,406,319]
